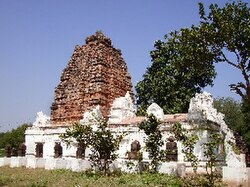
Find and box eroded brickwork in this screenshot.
[51,31,134,124]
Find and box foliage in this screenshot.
[214,97,250,152]
[0,149,4,157]
[195,1,250,151]
[214,97,244,132]
[171,123,226,186]
[138,114,164,172]
[0,132,5,139]
[136,0,250,118]
[88,119,123,175]
[0,123,31,150]
[198,1,250,105]
[60,122,92,149]
[171,122,199,173]
[60,119,123,175]
[202,132,224,187]
[135,7,217,115]
[182,174,226,187]
[241,99,250,148]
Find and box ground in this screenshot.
[0,167,182,187]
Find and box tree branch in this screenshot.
[229,83,246,98]
[221,51,240,69]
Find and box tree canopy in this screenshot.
[0,123,31,149]
[214,97,244,133]
[136,0,250,114]
[136,27,216,114]
[198,1,250,105]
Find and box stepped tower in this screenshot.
[51,31,134,124]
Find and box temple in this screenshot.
[51,31,133,123]
[0,32,249,186]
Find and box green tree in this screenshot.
[60,122,93,158]
[139,114,164,172]
[136,1,250,115]
[214,97,250,151]
[214,97,244,133]
[0,124,30,149]
[89,119,124,175]
[60,119,124,175]
[136,17,216,115]
[198,1,250,105]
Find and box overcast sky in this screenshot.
[0,0,245,132]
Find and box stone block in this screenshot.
[158,162,177,174]
[0,157,11,167]
[10,157,26,167]
[45,158,67,170]
[223,166,250,187]
[26,156,45,168]
[70,159,91,172]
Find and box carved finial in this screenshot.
[85,31,112,46]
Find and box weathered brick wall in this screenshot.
[51,31,134,124]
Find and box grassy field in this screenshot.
[0,166,227,187]
[0,167,184,187]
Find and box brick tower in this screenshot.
[51,31,134,124]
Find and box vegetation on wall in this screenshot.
[202,132,224,187]
[138,114,164,172]
[60,119,124,175]
[171,122,199,173]
[171,122,225,186]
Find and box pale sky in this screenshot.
[0,0,244,132]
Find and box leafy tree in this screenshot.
[0,124,30,149]
[214,97,250,152]
[139,114,164,172]
[60,123,92,152]
[214,97,244,133]
[198,1,250,105]
[89,119,123,175]
[136,0,250,116]
[60,119,123,175]
[136,17,216,115]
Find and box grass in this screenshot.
[0,167,227,187]
[0,167,183,187]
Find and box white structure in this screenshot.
[109,91,136,123]
[80,105,103,124]
[146,103,164,121]
[33,111,51,127]
[1,92,249,186]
